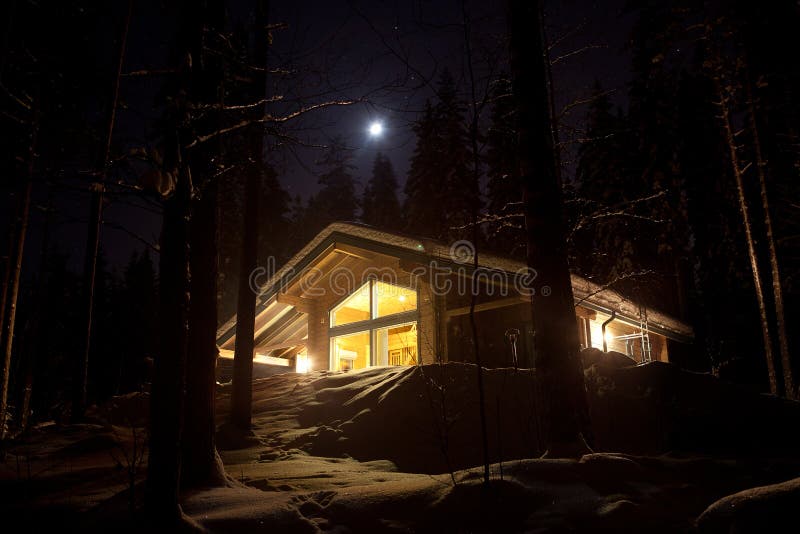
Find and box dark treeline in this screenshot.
[566,1,800,394]
[14,249,158,423]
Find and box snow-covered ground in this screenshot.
[2,360,800,532]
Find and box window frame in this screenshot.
[328,279,420,369]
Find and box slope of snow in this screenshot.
[4,360,800,532]
[696,476,800,533]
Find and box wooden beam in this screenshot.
[255,336,307,353]
[275,292,313,313]
[334,242,387,261]
[296,252,353,297]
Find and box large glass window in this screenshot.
[328,280,418,370]
[330,280,417,326]
[330,282,371,327]
[373,281,417,318]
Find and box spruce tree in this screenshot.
[574,81,634,283]
[485,75,523,256]
[405,70,476,242]
[362,152,401,231]
[307,139,359,233]
[625,1,688,312]
[404,101,442,238]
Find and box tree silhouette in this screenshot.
[307,139,360,231]
[485,75,523,256]
[405,70,476,241]
[362,152,401,231]
[508,0,590,456]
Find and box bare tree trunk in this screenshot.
[230,169,259,432]
[72,0,133,421]
[19,193,53,432]
[183,175,228,487]
[181,0,228,488]
[0,3,16,351]
[714,77,778,395]
[0,229,13,383]
[507,0,590,456]
[73,184,102,421]
[0,95,36,439]
[461,0,490,486]
[0,179,32,440]
[744,77,794,399]
[146,159,191,524]
[230,0,270,433]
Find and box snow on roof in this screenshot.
[218,222,693,342]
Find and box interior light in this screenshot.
[296,354,311,373]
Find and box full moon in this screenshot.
[368,121,383,136]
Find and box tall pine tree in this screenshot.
[485,75,523,256]
[362,152,401,231]
[405,70,476,242]
[574,81,635,284]
[306,139,359,233]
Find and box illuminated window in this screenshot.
[331,330,370,371]
[330,282,371,327]
[374,322,417,366]
[373,281,417,318]
[330,280,417,326]
[328,280,418,370]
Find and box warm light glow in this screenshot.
[253,353,291,366]
[590,323,602,350]
[373,281,416,317]
[590,321,611,350]
[368,121,383,136]
[295,353,311,373]
[604,330,613,345]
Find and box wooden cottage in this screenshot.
[216,222,693,377]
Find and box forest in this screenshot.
[1,0,799,532]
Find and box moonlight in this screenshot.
[368,121,383,136]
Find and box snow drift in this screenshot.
[216,355,800,474]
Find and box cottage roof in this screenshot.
[217,222,694,349]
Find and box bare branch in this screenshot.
[185,99,357,148]
[0,81,33,110]
[559,88,616,118]
[547,20,588,51]
[0,109,25,124]
[121,68,180,77]
[550,44,608,66]
[558,133,615,147]
[569,191,668,240]
[190,95,285,112]
[102,220,160,254]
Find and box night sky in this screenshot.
[8,0,635,271]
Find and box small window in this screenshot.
[373,281,417,318]
[330,282,371,327]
